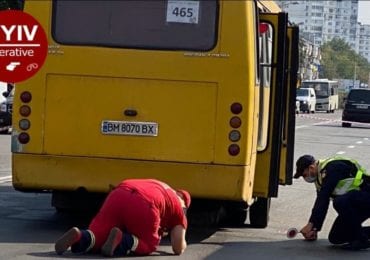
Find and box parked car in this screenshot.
[0,85,14,134]
[296,87,316,113]
[342,88,370,127]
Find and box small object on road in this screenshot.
[286,227,299,239]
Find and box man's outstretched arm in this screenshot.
[170,225,187,255]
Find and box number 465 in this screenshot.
[172,7,193,17]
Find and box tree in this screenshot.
[320,38,370,83]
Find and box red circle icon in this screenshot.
[0,10,48,83]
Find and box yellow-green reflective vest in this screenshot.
[315,157,368,196]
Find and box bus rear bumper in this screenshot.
[12,154,255,203]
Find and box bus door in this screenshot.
[248,12,288,228]
[254,12,287,198]
[278,25,299,185]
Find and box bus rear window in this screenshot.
[52,0,218,51]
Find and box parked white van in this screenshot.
[296,88,316,113]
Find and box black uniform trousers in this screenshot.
[329,190,370,244]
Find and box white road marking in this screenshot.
[296,125,308,129]
[336,151,346,155]
[356,141,363,144]
[347,145,355,149]
[0,175,11,183]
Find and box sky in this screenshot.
[358,1,370,25]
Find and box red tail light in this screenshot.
[18,132,30,144]
[228,144,240,156]
[230,103,243,114]
[19,105,31,117]
[20,91,32,103]
[230,116,242,128]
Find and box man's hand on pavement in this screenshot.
[300,222,318,241]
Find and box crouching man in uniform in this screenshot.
[295,155,370,250]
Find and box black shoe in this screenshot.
[341,240,370,251]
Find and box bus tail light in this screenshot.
[19,105,31,117]
[230,116,242,128]
[20,91,32,103]
[229,103,243,156]
[228,144,240,156]
[229,130,241,142]
[18,132,30,144]
[18,91,32,144]
[231,103,242,114]
[19,119,31,130]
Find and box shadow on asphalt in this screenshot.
[202,239,370,260]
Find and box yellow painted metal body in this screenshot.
[12,1,277,203]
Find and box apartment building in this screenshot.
[277,0,358,46]
[277,1,368,59]
[358,24,370,62]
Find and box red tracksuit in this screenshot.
[88,179,187,255]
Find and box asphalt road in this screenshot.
[1,110,370,259]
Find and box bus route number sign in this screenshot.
[166,0,199,24]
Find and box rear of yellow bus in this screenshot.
[12,0,297,226]
[12,1,260,209]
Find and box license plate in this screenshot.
[101,120,158,136]
[356,104,368,109]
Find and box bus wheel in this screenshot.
[249,197,271,228]
[220,201,248,227]
[187,199,225,227]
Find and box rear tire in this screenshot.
[221,202,248,227]
[187,199,225,227]
[249,197,271,228]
